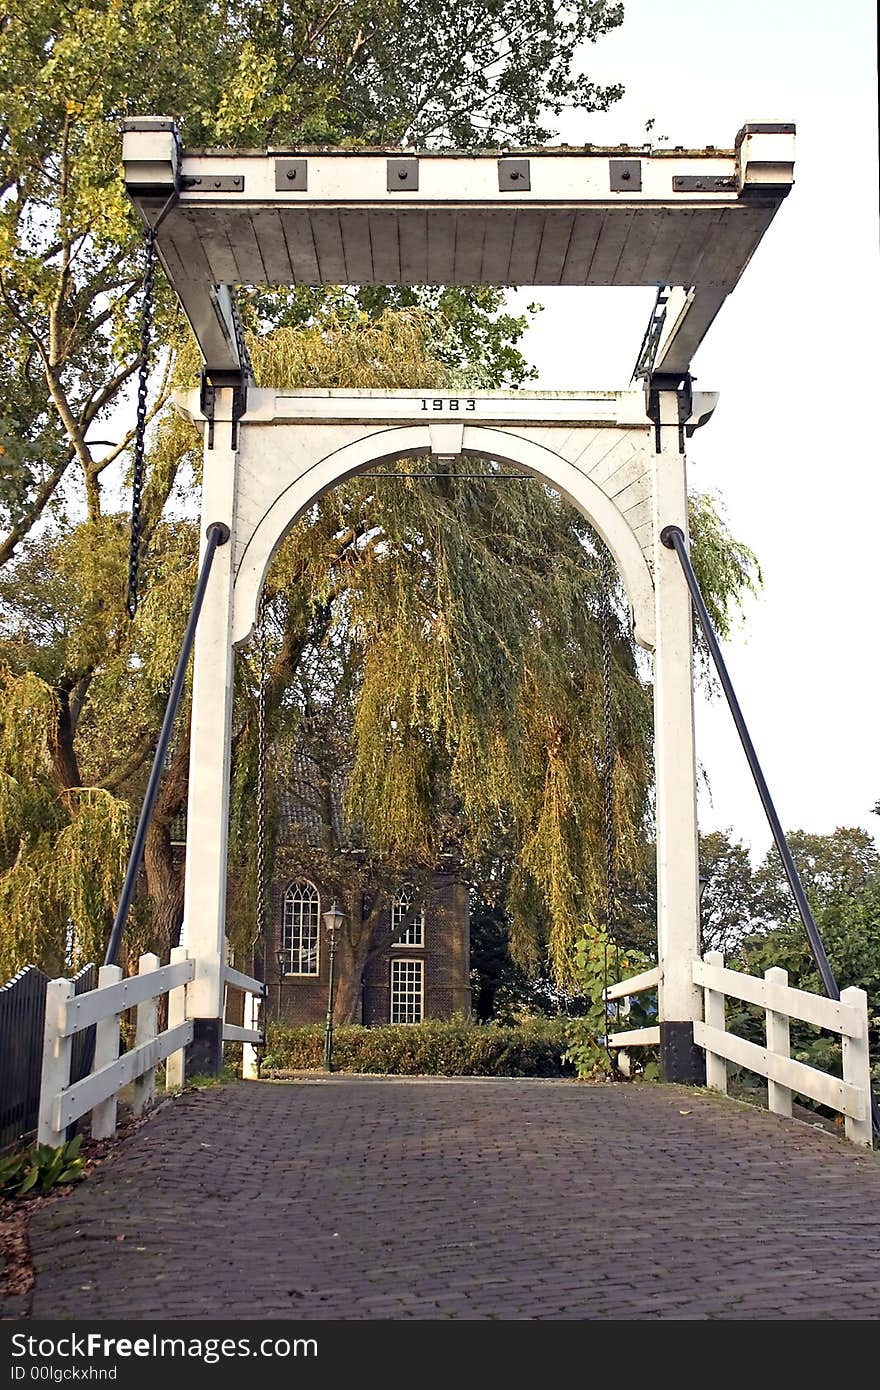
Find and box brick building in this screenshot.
[260,761,471,1027]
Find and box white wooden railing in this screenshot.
[38,949,266,1147]
[603,953,873,1147]
[694,951,873,1148]
[603,965,660,1049]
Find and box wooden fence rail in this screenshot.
[693,951,872,1148]
[37,950,267,1147]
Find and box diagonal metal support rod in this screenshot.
[661,524,879,1134]
[104,522,230,969]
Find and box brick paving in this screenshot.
[17,1078,880,1319]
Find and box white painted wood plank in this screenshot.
[221,211,266,283]
[37,979,74,1148]
[479,211,516,285]
[198,210,240,282]
[453,210,485,284]
[242,994,261,1080]
[132,953,159,1118]
[165,946,189,1091]
[693,1021,865,1121]
[63,958,194,1036]
[614,210,668,284]
[338,210,374,283]
[604,966,660,1001]
[222,965,267,996]
[251,210,293,283]
[608,1026,660,1047]
[59,1022,194,1131]
[692,959,861,1036]
[311,208,348,283]
[90,964,123,1141]
[841,986,872,1146]
[426,211,456,283]
[559,211,605,284]
[534,210,575,283]
[398,210,429,284]
[279,211,321,283]
[587,208,635,284]
[164,211,215,281]
[764,965,792,1118]
[367,210,400,283]
[620,496,653,534]
[702,951,728,1095]
[223,1024,263,1044]
[506,211,545,284]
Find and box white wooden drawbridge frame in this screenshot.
[122,119,796,1081]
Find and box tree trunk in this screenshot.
[142,731,190,959]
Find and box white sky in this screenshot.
[506,0,880,859]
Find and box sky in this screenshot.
[505,0,880,859]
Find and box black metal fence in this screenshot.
[0,962,96,1152]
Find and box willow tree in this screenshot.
[214,305,758,1019]
[0,0,629,978]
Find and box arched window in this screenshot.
[391,886,424,947]
[282,881,320,975]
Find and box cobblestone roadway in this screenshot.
[22,1079,880,1319]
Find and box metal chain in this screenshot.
[126,227,158,620]
[599,546,620,1066]
[600,547,618,939]
[255,591,268,958]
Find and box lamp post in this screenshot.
[698,872,710,956]
[322,902,345,1072]
[275,949,286,1022]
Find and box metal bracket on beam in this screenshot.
[387,158,419,191]
[274,158,307,191]
[498,158,530,191]
[199,370,249,451]
[182,174,246,193]
[645,373,693,452]
[610,158,641,192]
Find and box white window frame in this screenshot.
[390,957,424,1025]
[282,880,321,976]
[391,886,425,948]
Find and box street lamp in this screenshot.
[698,872,710,956]
[275,948,286,1021]
[322,902,346,1072]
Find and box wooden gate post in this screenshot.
[651,388,703,1083]
[181,386,240,1077]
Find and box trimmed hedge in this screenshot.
[261,1017,576,1077]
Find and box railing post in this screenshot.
[242,992,260,1080]
[841,986,872,1148]
[90,964,123,1140]
[37,979,73,1148]
[165,946,188,1091]
[764,965,793,1118]
[702,951,728,1095]
[132,953,160,1117]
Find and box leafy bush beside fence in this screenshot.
[261,1018,576,1077]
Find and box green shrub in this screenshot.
[261,1016,578,1078]
[0,1135,85,1199]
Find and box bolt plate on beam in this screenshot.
[387,158,418,191]
[274,159,307,192]
[183,174,246,192]
[673,175,736,192]
[609,159,642,192]
[498,159,530,191]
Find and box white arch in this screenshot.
[232,423,656,650]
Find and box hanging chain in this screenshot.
[255,591,268,959]
[599,546,620,1067]
[600,548,618,941]
[126,226,158,620]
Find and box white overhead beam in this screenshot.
[122,119,795,377]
